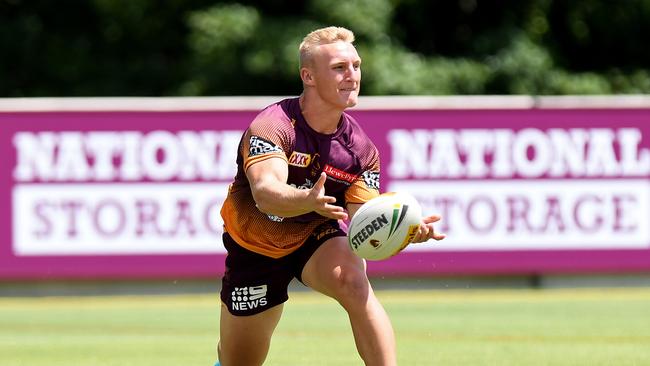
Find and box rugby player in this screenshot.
[215,26,445,366]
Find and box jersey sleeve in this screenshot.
[345,145,380,204]
[241,115,294,171]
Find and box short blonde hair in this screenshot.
[299,26,355,68]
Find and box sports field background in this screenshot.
[3,2,650,365]
[2,287,649,366]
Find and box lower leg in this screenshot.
[302,238,397,366]
[217,303,283,366]
[339,278,396,365]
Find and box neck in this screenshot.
[299,93,343,134]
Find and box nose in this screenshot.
[344,65,358,80]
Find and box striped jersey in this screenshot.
[220,97,380,258]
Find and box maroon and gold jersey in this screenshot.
[220,97,380,258]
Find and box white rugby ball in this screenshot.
[348,192,422,261]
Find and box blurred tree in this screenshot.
[0,0,215,96]
[545,0,650,71]
[0,0,648,96]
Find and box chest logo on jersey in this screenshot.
[288,151,312,167]
[323,164,358,184]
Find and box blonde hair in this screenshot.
[299,26,355,68]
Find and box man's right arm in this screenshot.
[246,157,348,221]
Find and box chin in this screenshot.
[345,94,359,108]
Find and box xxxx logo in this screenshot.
[288,151,312,167]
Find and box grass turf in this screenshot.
[1,288,650,365]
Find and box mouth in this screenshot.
[339,87,358,92]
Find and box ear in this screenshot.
[300,67,316,86]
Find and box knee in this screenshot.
[330,265,371,309]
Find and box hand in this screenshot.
[307,172,348,221]
[409,214,446,244]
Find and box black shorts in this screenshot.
[220,220,346,316]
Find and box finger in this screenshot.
[410,224,429,243]
[412,223,447,243]
[318,194,337,204]
[422,222,446,241]
[317,202,345,212]
[424,222,446,241]
[422,214,441,224]
[317,206,348,220]
[323,203,345,213]
[432,232,446,240]
[313,172,328,192]
[334,211,349,221]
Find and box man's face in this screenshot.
[307,41,361,109]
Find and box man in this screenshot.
[216,26,445,366]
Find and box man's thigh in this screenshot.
[300,235,367,298]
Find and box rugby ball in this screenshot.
[348,192,422,260]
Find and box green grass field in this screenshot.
[2,288,650,365]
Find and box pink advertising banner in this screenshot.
[1,98,649,279]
